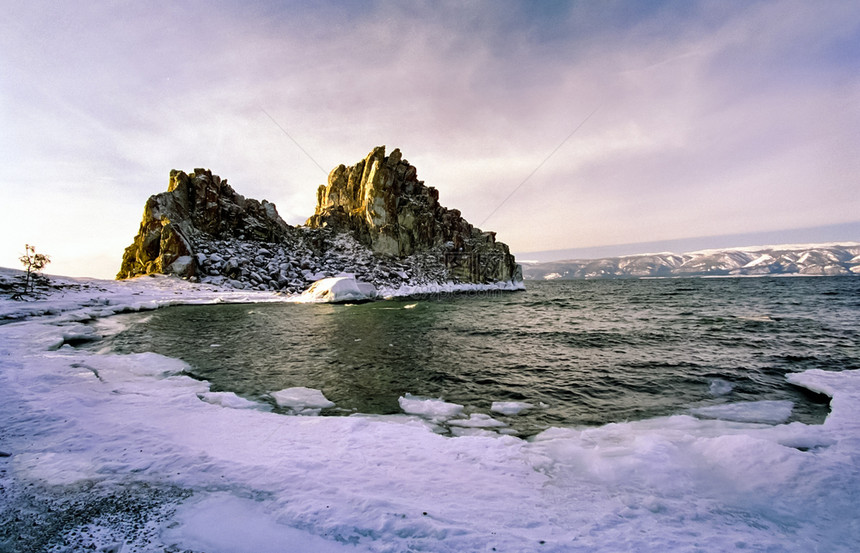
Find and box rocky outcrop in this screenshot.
[307,146,520,283]
[117,147,523,293]
[117,169,291,280]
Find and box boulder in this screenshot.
[294,277,377,303]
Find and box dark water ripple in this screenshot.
[94,277,860,435]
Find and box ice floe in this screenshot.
[199,391,272,411]
[270,386,336,415]
[398,394,464,420]
[708,378,734,396]
[447,413,508,428]
[691,400,794,424]
[491,401,535,415]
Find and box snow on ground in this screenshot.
[742,253,775,268]
[1,268,860,551]
[690,241,860,256]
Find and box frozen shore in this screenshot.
[1,269,859,552]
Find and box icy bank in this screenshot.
[690,399,795,424]
[0,269,288,325]
[379,278,526,298]
[289,275,526,303]
[1,270,859,552]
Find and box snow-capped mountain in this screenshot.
[522,242,860,280]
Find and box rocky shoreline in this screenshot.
[185,230,455,295]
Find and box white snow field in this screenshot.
[1,269,859,552]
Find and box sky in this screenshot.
[1,0,858,278]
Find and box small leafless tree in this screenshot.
[19,244,51,294]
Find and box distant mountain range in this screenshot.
[521,242,860,280]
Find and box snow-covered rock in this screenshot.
[292,277,377,303]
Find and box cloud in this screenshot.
[1,0,858,276]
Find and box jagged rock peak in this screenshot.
[165,168,289,241]
[116,168,290,279]
[307,145,431,256]
[307,145,520,282]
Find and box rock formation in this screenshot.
[307,146,520,283]
[117,146,523,293]
[117,169,290,279]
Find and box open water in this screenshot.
[96,277,860,435]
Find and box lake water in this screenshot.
[96,277,860,435]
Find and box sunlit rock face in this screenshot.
[117,147,522,291]
[307,146,520,283]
